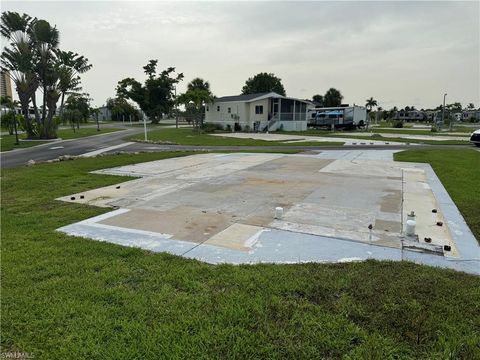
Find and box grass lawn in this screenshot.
[278,129,470,143]
[2,151,480,358]
[370,128,471,137]
[0,135,49,152]
[1,128,122,152]
[394,148,480,242]
[129,128,344,147]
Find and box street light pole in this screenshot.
[441,93,447,131]
[175,85,178,129]
[143,111,147,141]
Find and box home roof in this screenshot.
[214,92,274,103]
[214,92,313,104]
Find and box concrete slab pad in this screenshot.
[56,152,479,274]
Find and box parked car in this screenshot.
[470,129,480,147]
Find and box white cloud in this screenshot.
[2,0,479,108]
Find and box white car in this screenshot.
[470,129,480,147]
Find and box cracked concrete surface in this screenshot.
[56,151,479,274]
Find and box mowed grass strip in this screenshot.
[129,127,344,147]
[394,148,480,241]
[1,151,480,359]
[0,127,123,152]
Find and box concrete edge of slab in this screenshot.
[420,163,480,261]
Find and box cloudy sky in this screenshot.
[2,1,479,108]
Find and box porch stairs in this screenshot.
[264,113,280,132]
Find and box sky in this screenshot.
[2,1,479,109]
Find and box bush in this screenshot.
[244,125,250,132]
[226,124,232,132]
[393,121,404,128]
[202,123,223,133]
[234,123,242,132]
[278,124,284,132]
[430,126,437,132]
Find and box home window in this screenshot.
[255,105,263,114]
[217,106,220,111]
[228,107,231,113]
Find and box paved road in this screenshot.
[1,126,474,168]
[1,127,144,168]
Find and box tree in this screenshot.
[55,50,92,116]
[365,97,378,112]
[1,11,92,139]
[241,72,286,96]
[323,88,343,107]
[467,103,475,109]
[0,95,19,143]
[0,12,37,137]
[116,60,183,124]
[64,92,91,130]
[312,94,323,106]
[177,88,214,130]
[106,97,139,122]
[187,77,210,92]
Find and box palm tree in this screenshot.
[177,88,214,130]
[0,12,38,138]
[365,97,378,112]
[323,88,343,107]
[55,50,92,116]
[187,77,211,92]
[29,18,61,138]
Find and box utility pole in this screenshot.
[143,112,147,141]
[175,85,178,129]
[441,93,447,131]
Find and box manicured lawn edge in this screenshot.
[394,148,480,241]
[2,151,479,358]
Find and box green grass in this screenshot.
[1,127,122,152]
[0,135,49,152]
[2,151,480,358]
[370,128,470,137]
[57,127,122,140]
[130,128,344,147]
[394,148,480,241]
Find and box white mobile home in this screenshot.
[205,92,312,132]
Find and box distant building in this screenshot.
[96,106,112,121]
[394,110,428,121]
[205,92,312,132]
[462,109,480,122]
[1,71,13,99]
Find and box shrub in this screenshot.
[226,124,232,132]
[393,121,404,128]
[234,123,242,132]
[244,125,250,132]
[202,123,223,133]
[278,124,284,132]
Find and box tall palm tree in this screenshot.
[29,19,61,138]
[177,88,214,130]
[55,50,92,116]
[187,77,211,93]
[0,11,38,137]
[365,97,378,112]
